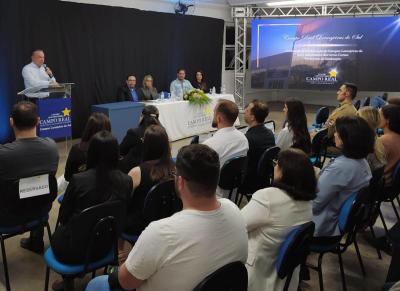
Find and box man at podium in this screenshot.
[21,49,58,98]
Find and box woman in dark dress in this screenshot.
[125,125,175,235]
[64,112,111,181]
[193,70,209,92]
[51,131,133,264]
[119,105,160,173]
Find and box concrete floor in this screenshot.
[0,102,395,291]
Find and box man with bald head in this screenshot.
[22,49,58,98]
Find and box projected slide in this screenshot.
[251,17,400,91]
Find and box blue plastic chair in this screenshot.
[276,221,315,291]
[308,189,366,291]
[0,215,51,291]
[312,107,330,130]
[57,193,64,204]
[44,201,123,291]
[309,128,328,169]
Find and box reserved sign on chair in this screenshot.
[19,174,50,199]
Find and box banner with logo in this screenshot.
[38,98,72,139]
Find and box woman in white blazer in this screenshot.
[241,148,317,291]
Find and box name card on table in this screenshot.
[19,174,50,199]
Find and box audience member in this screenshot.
[170,68,193,98]
[51,131,132,290]
[86,144,248,291]
[276,99,311,154]
[116,75,141,102]
[0,101,59,254]
[125,125,175,235]
[358,107,387,171]
[64,112,111,181]
[324,83,358,138]
[193,70,209,92]
[242,99,275,193]
[379,105,400,186]
[313,116,374,237]
[138,75,158,101]
[119,105,160,173]
[203,99,249,168]
[242,148,316,291]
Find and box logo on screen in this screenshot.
[306,69,338,85]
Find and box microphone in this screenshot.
[43,64,54,79]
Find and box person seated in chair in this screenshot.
[313,116,374,238]
[203,99,249,168]
[138,75,159,101]
[242,148,316,291]
[119,105,160,174]
[116,75,141,102]
[324,83,358,139]
[85,144,248,291]
[378,105,400,187]
[0,101,59,254]
[125,125,175,235]
[242,99,275,194]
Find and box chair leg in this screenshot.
[46,222,52,241]
[228,189,233,200]
[317,253,325,291]
[91,270,96,278]
[337,250,347,291]
[1,236,11,291]
[396,196,400,207]
[283,271,293,291]
[391,200,400,221]
[353,236,366,276]
[237,193,244,206]
[379,209,390,236]
[369,226,382,259]
[63,277,74,291]
[44,266,50,291]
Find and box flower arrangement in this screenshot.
[183,89,211,105]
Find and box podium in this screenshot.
[17,83,74,139]
[92,102,145,143]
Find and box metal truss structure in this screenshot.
[232,2,400,109]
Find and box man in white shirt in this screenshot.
[170,68,193,99]
[21,49,58,98]
[203,99,249,168]
[85,144,248,291]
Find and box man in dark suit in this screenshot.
[242,99,275,194]
[116,75,141,102]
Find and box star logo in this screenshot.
[328,69,338,78]
[62,108,71,117]
[203,106,213,116]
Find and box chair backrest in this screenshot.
[192,261,248,291]
[143,179,183,224]
[191,135,200,144]
[276,222,315,280]
[0,172,58,225]
[265,120,276,134]
[69,200,123,265]
[363,97,371,107]
[354,100,361,110]
[310,128,328,168]
[338,189,365,234]
[257,146,280,188]
[392,160,400,190]
[315,107,330,125]
[219,156,248,190]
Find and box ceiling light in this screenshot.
[267,0,365,7]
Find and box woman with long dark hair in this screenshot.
[125,125,175,234]
[119,105,160,173]
[242,148,316,291]
[193,70,209,92]
[64,112,111,181]
[52,131,133,264]
[276,99,312,154]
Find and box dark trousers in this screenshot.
[386,222,400,282]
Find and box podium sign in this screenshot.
[38,98,72,139]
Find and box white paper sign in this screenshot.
[19,174,50,199]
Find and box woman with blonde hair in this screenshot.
[358,106,387,170]
[138,74,159,100]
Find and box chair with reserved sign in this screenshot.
[0,172,57,291]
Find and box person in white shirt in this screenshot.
[203,99,249,168]
[21,49,58,98]
[85,144,248,291]
[241,148,316,291]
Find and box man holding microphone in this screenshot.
[22,49,59,98]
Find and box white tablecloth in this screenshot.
[143,94,239,141]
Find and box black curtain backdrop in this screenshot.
[0,0,224,140]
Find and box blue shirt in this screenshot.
[170,79,193,98]
[130,88,139,102]
[312,155,371,237]
[21,62,56,98]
